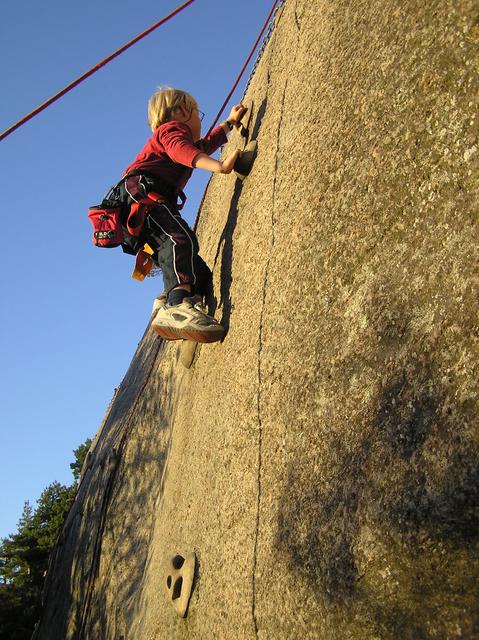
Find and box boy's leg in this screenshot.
[144,203,198,295]
[145,204,224,343]
[193,254,213,299]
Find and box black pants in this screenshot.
[144,203,212,297]
[121,174,212,297]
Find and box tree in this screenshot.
[0,437,92,640]
[70,438,92,482]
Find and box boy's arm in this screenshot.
[193,104,246,173]
[192,150,240,174]
[161,121,239,172]
[199,104,248,153]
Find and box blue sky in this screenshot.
[0,0,278,540]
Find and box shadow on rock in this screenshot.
[211,99,268,333]
[275,339,479,637]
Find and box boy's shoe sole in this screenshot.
[153,325,223,343]
[153,326,183,340]
[180,327,224,343]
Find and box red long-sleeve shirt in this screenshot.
[123,121,227,198]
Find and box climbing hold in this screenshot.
[234,140,258,181]
[165,552,196,617]
[236,102,254,144]
[179,340,198,369]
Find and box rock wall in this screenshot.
[34,1,479,638]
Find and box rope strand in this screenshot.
[241,0,286,101]
[0,0,196,143]
[206,0,282,135]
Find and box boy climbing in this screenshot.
[120,87,246,343]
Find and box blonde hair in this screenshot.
[147,87,198,131]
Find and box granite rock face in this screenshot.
[34,1,479,638]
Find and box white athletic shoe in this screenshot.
[151,294,181,341]
[152,296,225,343]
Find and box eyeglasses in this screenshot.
[197,109,205,122]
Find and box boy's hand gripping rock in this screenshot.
[227,103,248,126]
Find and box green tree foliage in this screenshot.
[0,438,92,640]
[70,437,92,482]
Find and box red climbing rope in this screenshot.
[0,0,196,143]
[206,0,282,135]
